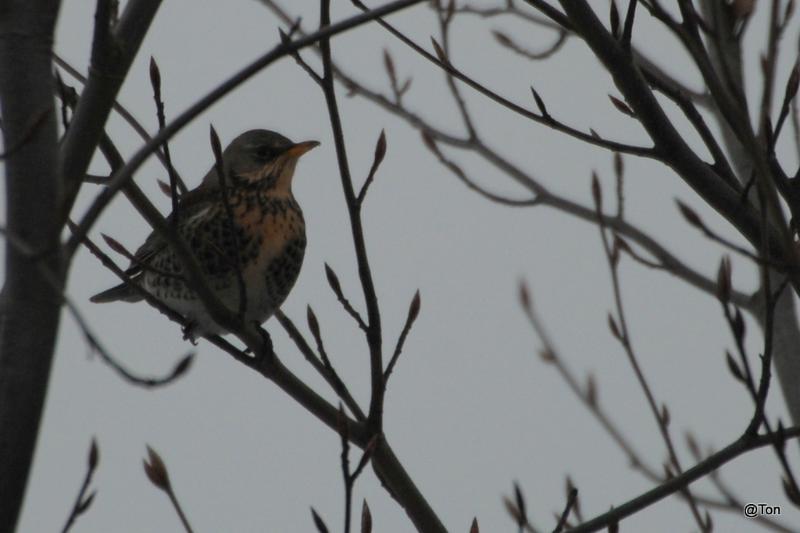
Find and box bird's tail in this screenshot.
[89,282,144,303]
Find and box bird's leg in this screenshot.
[181,320,199,345]
[253,323,274,364]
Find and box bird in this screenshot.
[90,129,319,340]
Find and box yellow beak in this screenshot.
[285,140,320,159]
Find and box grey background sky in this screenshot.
[8,1,799,531]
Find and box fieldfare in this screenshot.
[91,129,318,339]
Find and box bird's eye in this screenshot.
[256,146,275,160]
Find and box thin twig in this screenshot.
[275,310,366,420]
[593,180,709,531]
[383,290,420,384]
[61,439,99,533]
[757,0,786,143]
[149,56,184,216]
[676,200,786,269]
[209,126,247,317]
[492,29,568,61]
[552,487,577,533]
[421,132,540,207]
[317,3,386,429]
[620,0,637,50]
[356,130,387,206]
[337,405,354,533]
[143,446,194,533]
[324,263,369,332]
[433,0,478,140]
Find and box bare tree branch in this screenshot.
[59,0,164,225]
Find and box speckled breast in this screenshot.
[240,194,307,311]
[144,191,306,318]
[263,234,306,308]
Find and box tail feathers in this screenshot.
[90,282,144,303]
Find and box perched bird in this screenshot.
[91,129,319,339]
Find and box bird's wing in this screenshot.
[126,185,221,276]
[91,182,225,304]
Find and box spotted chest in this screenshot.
[235,194,307,309]
[144,192,306,316]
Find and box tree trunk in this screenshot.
[0,2,64,530]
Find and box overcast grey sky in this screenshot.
[9,1,800,531]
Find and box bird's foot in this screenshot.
[182,321,199,345]
[253,323,274,364]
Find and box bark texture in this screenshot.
[0,1,63,530]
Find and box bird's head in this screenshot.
[210,129,319,194]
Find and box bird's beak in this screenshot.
[285,140,320,159]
